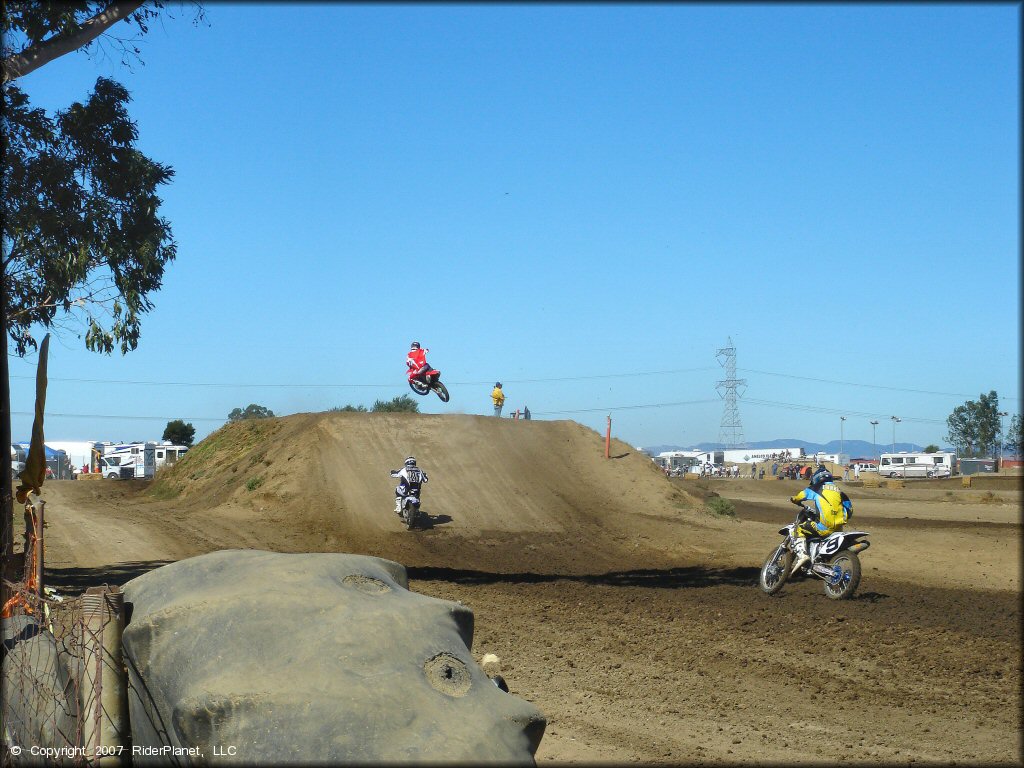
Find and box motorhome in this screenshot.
[878,451,956,478]
[652,451,704,476]
[101,441,187,479]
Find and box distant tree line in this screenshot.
[332,395,420,413]
[226,395,420,423]
[945,390,1019,459]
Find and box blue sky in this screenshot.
[7,3,1020,450]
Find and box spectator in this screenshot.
[843,465,850,481]
[491,382,505,417]
[523,405,531,420]
[750,464,756,478]
[771,461,778,476]
[759,468,765,480]
[853,464,861,480]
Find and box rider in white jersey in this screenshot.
[390,456,428,513]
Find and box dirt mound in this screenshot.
[151,413,707,574]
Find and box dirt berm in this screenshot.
[151,412,718,576]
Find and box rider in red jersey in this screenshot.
[406,342,430,383]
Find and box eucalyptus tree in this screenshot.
[2,1,203,553]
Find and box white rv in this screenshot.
[878,451,956,478]
[653,451,704,476]
[100,442,175,479]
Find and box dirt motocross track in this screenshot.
[34,413,1022,764]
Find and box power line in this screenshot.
[531,399,720,416]
[742,397,947,425]
[738,368,1020,402]
[11,411,227,423]
[9,364,1017,401]
[11,399,723,423]
[8,366,721,389]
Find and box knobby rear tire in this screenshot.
[759,544,792,595]
[408,379,430,396]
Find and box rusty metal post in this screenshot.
[81,586,130,766]
[605,415,611,459]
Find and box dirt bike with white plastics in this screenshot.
[759,503,870,600]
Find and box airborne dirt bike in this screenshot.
[407,368,450,402]
[759,503,871,600]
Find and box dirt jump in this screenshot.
[31,412,1023,764]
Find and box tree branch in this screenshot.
[2,1,147,83]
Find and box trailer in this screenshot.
[652,451,704,476]
[101,441,187,479]
[878,451,956,478]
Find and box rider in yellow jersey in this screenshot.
[789,465,853,571]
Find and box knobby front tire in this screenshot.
[759,544,792,595]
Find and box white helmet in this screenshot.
[404,456,417,468]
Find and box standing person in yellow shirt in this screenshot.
[491,382,505,417]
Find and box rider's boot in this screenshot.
[791,537,810,573]
[394,497,403,514]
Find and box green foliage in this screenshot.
[945,391,1001,458]
[923,444,940,453]
[3,77,177,355]
[245,476,264,492]
[1006,414,1022,459]
[330,404,368,412]
[162,419,195,446]
[228,404,275,422]
[705,496,736,517]
[371,395,420,413]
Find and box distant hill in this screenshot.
[642,439,941,457]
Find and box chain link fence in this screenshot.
[2,501,128,766]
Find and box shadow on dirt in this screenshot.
[853,591,890,602]
[45,560,175,595]
[408,564,761,589]
[414,513,453,531]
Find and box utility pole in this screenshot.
[870,420,879,461]
[997,411,1008,471]
[840,416,846,464]
[891,416,901,454]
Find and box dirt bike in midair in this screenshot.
[407,368,450,402]
[759,503,871,600]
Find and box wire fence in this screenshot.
[2,501,128,766]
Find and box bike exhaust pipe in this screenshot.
[848,541,870,553]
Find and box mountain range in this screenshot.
[641,438,945,457]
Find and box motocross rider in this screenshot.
[789,465,852,572]
[406,342,430,383]
[390,456,428,514]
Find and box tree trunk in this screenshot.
[2,0,146,82]
[2,268,13,558]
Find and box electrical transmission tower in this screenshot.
[716,337,747,449]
